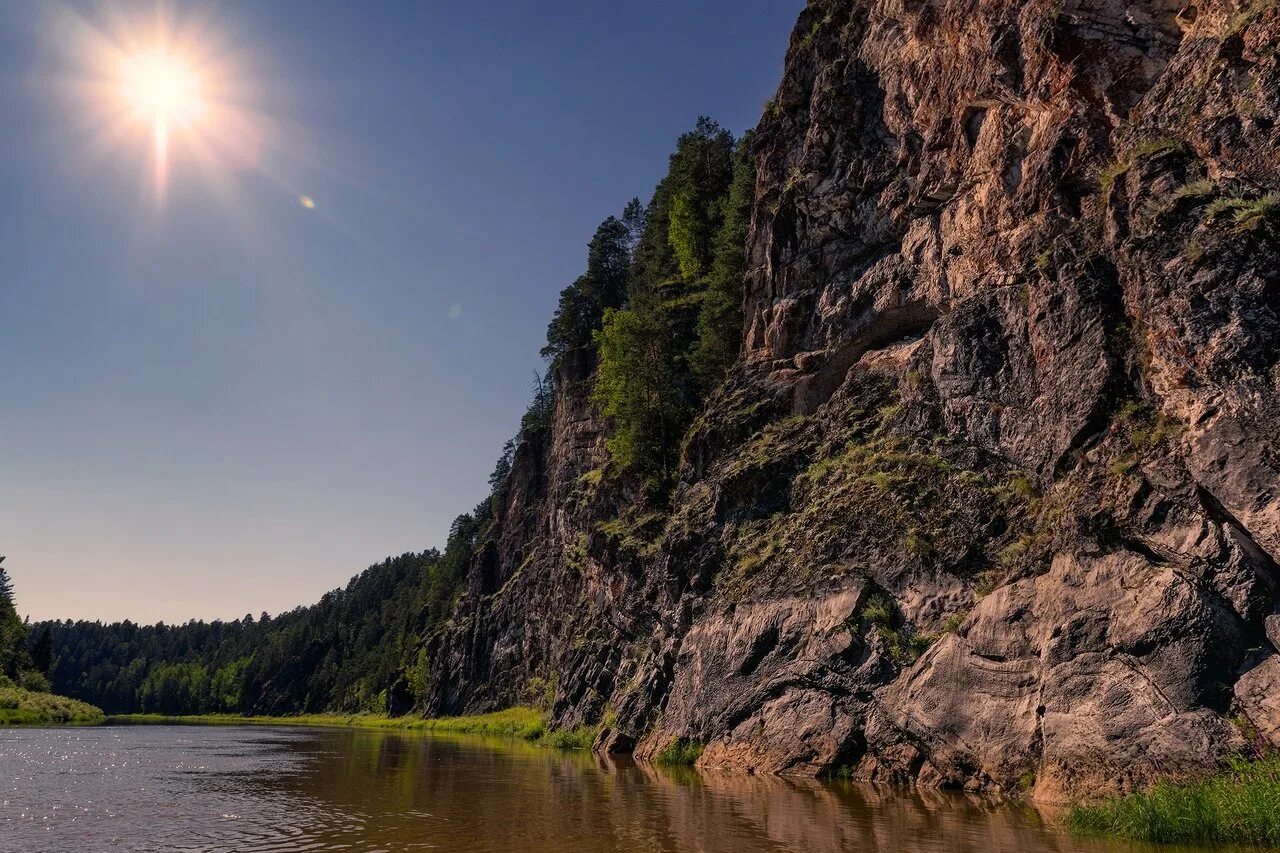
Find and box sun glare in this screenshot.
[121,51,206,128]
[115,49,209,194]
[45,3,278,204]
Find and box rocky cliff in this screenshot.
[425,0,1280,801]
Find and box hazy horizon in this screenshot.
[1,0,801,624]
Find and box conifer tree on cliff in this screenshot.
[593,117,736,480]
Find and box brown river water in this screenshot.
[0,723,1203,852]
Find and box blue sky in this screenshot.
[0,1,801,623]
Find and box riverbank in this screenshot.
[6,723,1108,852]
[0,684,105,725]
[108,706,602,748]
[1067,757,1280,847]
[100,707,1280,848]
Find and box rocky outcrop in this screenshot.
[632,588,873,776]
[425,0,1279,801]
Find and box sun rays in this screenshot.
[42,2,274,205]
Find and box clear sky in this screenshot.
[0,1,802,624]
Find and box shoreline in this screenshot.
[102,706,607,749]
[43,706,1280,846]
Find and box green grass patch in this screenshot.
[1205,192,1279,233]
[107,706,608,751]
[1131,137,1185,159]
[860,593,896,628]
[1228,0,1277,35]
[538,723,601,750]
[719,423,1021,601]
[564,533,591,573]
[1172,178,1216,201]
[655,738,704,766]
[0,684,104,726]
[856,593,936,663]
[1098,136,1185,197]
[111,706,548,738]
[1098,161,1129,194]
[1067,757,1280,846]
[419,707,551,739]
[1116,400,1181,455]
[596,510,667,557]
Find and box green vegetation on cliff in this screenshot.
[1067,758,1280,847]
[592,118,747,481]
[541,214,634,366]
[540,117,753,482]
[691,131,754,392]
[654,738,704,766]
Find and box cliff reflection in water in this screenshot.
[242,727,1120,853]
[3,724,1166,852]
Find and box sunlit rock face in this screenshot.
[426,0,1279,800]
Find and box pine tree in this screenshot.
[542,216,633,365]
[632,116,734,291]
[592,295,686,476]
[30,626,53,676]
[0,557,13,605]
[621,197,646,255]
[591,118,736,479]
[691,131,755,391]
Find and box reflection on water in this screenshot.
[0,724,1174,852]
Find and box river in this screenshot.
[0,723,1186,852]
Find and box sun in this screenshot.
[121,50,206,129]
[44,4,300,212]
[112,48,209,196]
[42,2,268,202]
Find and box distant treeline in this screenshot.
[31,116,755,716]
[40,529,477,715]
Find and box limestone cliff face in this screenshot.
[426,0,1279,800]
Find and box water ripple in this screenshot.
[0,725,1182,853]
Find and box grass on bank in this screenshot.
[109,706,604,750]
[0,683,105,725]
[654,738,704,766]
[1067,757,1280,847]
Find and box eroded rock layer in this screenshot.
[426,0,1280,800]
